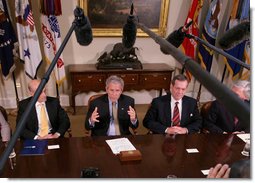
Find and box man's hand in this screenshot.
[90,107,100,124]
[127,106,136,122]
[37,133,60,139]
[207,164,231,178]
[166,126,188,134]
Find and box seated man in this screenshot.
[0,106,11,142]
[143,74,202,134]
[16,79,70,139]
[85,75,139,136]
[203,80,250,134]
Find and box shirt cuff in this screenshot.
[55,132,61,137]
[131,118,137,125]
[89,118,95,127]
[165,127,169,133]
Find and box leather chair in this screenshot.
[200,101,213,133]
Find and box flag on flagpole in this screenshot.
[241,39,250,80]
[223,0,250,80]
[40,0,65,86]
[198,0,222,72]
[180,0,204,81]
[41,14,66,86]
[0,0,17,79]
[15,0,42,79]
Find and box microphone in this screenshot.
[160,20,193,54]
[122,3,137,48]
[218,21,250,50]
[74,6,93,46]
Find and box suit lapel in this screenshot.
[45,98,52,122]
[102,95,110,122]
[181,97,188,124]
[165,95,171,126]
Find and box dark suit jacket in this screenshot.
[85,94,139,136]
[143,94,202,134]
[203,100,249,133]
[16,97,70,139]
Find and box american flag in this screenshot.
[25,10,35,26]
[15,0,42,78]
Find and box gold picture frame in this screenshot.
[77,0,170,37]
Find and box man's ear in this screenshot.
[29,90,33,96]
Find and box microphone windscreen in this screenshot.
[74,7,93,46]
[160,27,185,54]
[218,21,250,50]
[122,16,137,48]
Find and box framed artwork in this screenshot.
[77,0,170,37]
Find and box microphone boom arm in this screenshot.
[134,20,250,126]
[185,33,250,70]
[0,13,81,174]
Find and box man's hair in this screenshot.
[229,159,250,178]
[232,80,250,100]
[106,75,124,89]
[171,74,188,85]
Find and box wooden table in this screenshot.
[69,63,174,114]
[0,134,249,178]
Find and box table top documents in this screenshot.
[0,134,249,178]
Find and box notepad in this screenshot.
[20,139,48,156]
[106,138,136,155]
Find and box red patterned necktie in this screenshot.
[172,102,180,126]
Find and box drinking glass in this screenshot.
[241,140,250,156]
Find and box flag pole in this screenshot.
[0,11,81,174]
[185,33,250,70]
[12,72,19,106]
[56,83,59,98]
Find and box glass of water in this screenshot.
[241,140,250,156]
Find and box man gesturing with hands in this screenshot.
[85,75,138,136]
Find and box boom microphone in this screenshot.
[218,21,250,50]
[74,7,93,46]
[122,3,137,48]
[160,20,193,54]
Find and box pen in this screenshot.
[24,146,36,148]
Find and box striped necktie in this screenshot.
[172,102,180,126]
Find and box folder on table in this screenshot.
[19,139,48,156]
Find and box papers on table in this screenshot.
[237,133,250,142]
[186,148,199,153]
[106,138,136,155]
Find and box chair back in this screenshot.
[200,101,213,118]
[88,94,104,108]
[200,101,213,133]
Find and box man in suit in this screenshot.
[203,80,250,134]
[16,79,70,139]
[85,75,139,136]
[143,74,201,134]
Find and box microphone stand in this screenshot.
[0,11,81,174]
[185,33,250,70]
[134,20,250,126]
